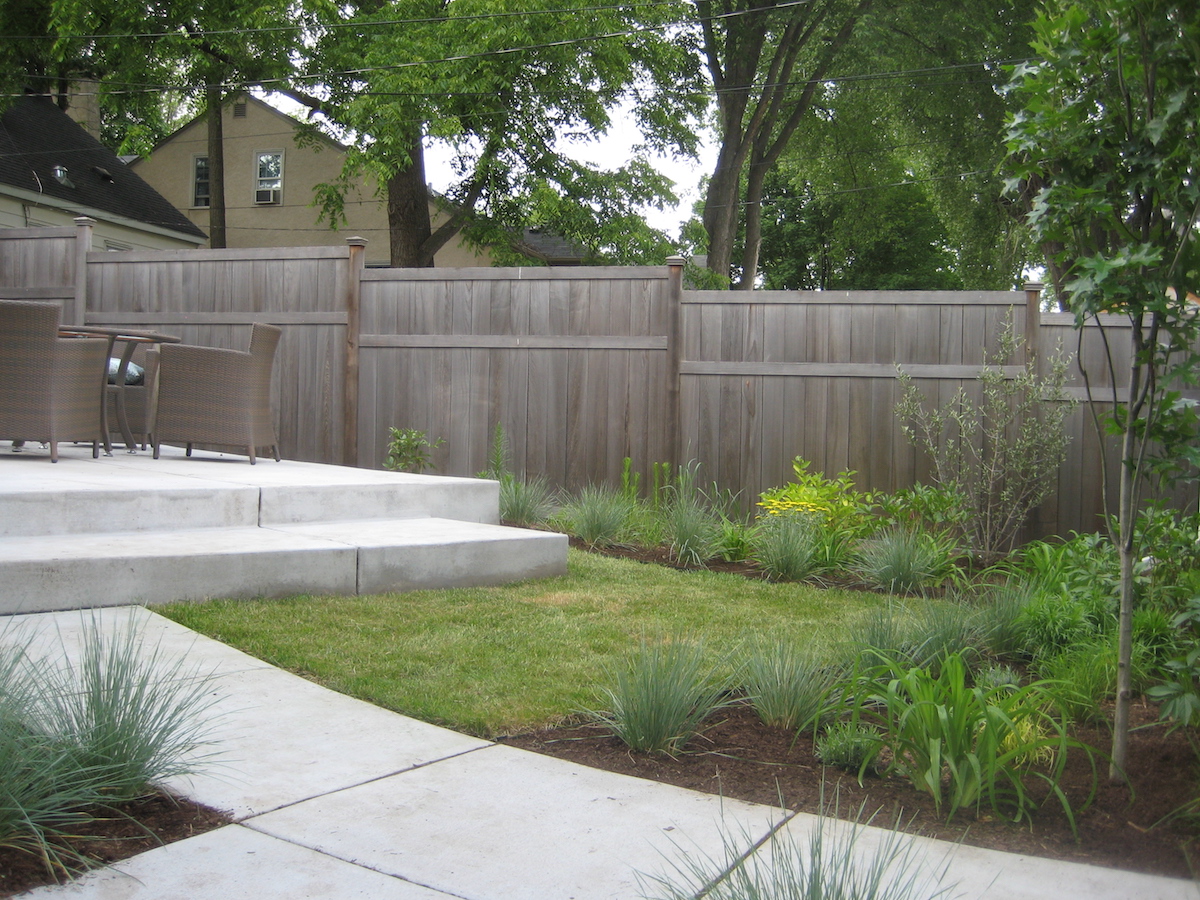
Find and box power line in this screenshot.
[6,0,821,43]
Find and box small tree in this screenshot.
[896,318,1075,564]
[1003,0,1200,780]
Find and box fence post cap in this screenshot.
[73,216,97,226]
[666,256,686,267]
[345,236,369,247]
[1023,281,1044,292]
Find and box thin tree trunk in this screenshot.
[1110,403,1139,782]
[206,84,226,250]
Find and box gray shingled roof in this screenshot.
[0,95,206,240]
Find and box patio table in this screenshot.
[57,326,181,453]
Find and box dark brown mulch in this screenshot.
[500,701,1200,879]
[0,791,231,898]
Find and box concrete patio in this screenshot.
[0,441,566,614]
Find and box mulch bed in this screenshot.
[500,700,1200,879]
[0,791,230,898]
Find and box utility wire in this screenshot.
[6,0,819,43]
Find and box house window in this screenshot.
[193,156,210,208]
[255,151,282,204]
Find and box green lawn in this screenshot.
[159,549,889,736]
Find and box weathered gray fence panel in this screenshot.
[358,266,674,488]
[678,291,1022,508]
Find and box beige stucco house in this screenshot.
[130,95,578,268]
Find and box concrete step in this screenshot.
[0,518,568,615]
[0,448,500,538]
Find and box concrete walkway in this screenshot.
[7,607,1197,900]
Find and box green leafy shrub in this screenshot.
[1018,592,1109,660]
[841,652,1094,826]
[895,317,1076,564]
[586,638,731,755]
[1134,504,1200,611]
[815,722,882,774]
[874,482,970,537]
[383,426,444,473]
[1148,598,1200,728]
[739,638,838,731]
[1008,534,1123,634]
[713,515,757,563]
[757,458,876,539]
[1037,635,1155,724]
[1132,605,1182,668]
[853,527,962,594]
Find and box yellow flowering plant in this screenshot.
[757,457,877,540]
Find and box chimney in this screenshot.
[65,80,102,139]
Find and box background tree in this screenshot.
[293,0,706,266]
[1003,0,1200,780]
[691,0,1037,288]
[47,0,308,248]
[757,170,964,290]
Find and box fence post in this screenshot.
[1022,281,1056,541]
[72,217,94,326]
[1023,281,1044,374]
[344,237,367,468]
[666,257,685,473]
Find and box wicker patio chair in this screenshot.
[151,322,282,464]
[0,299,108,462]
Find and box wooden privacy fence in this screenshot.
[3,220,1192,541]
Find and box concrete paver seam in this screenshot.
[231,742,500,822]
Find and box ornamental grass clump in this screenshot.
[586,638,731,756]
[555,484,636,547]
[740,638,839,731]
[0,617,223,880]
[640,792,958,900]
[498,473,555,527]
[751,515,826,582]
[38,618,224,799]
[853,526,962,595]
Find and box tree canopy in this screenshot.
[288,0,706,266]
[690,0,1038,288]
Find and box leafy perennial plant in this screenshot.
[841,652,1095,829]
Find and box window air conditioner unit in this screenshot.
[255,188,280,204]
